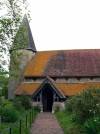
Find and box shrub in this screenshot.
[65,96,78,113]
[0,104,19,123]
[84,117,100,134]
[55,106,60,113]
[65,88,100,124]
[13,97,24,111]
[67,125,85,134]
[34,106,40,112]
[14,96,32,110]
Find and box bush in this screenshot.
[84,117,100,134]
[14,96,32,110]
[0,104,19,123]
[65,88,100,124]
[13,97,24,111]
[34,106,40,112]
[55,106,60,113]
[67,125,85,134]
[65,96,78,113]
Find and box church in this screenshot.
[10,17,100,112]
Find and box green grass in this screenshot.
[55,111,85,134]
[0,108,39,134]
[55,111,73,133]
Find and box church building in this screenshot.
[11,16,100,112]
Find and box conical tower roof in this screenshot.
[22,15,37,52]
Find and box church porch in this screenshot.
[32,83,66,112]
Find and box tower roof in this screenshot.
[22,15,37,52]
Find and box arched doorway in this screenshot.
[42,84,53,112]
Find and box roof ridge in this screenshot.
[37,49,100,53]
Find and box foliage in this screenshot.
[13,97,24,111]
[0,0,21,69]
[56,89,100,134]
[0,0,30,70]
[14,96,32,110]
[55,106,60,113]
[65,96,75,112]
[0,101,19,122]
[0,69,9,98]
[67,126,85,134]
[65,88,100,124]
[0,0,27,47]
[55,111,85,134]
[0,107,39,134]
[84,117,100,134]
[33,106,41,112]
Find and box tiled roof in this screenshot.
[24,51,57,76]
[15,83,41,95]
[15,82,100,96]
[24,49,100,77]
[23,15,36,52]
[55,82,100,96]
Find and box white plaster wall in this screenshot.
[24,78,44,83]
[24,77,100,85]
[56,78,67,83]
[93,78,100,82]
[79,78,91,82]
[55,77,100,83]
[67,78,79,83]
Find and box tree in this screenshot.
[0,0,30,70]
[0,0,31,99]
[0,68,9,98]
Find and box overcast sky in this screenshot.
[29,0,100,51]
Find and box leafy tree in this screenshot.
[0,68,9,98]
[0,0,30,70]
[0,0,31,100]
[0,99,19,122]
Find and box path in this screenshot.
[31,112,64,134]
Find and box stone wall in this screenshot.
[8,49,35,99]
[18,50,34,70]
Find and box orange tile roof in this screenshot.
[15,83,41,95]
[56,82,100,96]
[24,51,57,76]
[24,49,100,77]
[15,82,100,96]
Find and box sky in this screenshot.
[28,0,100,51]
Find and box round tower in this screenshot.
[8,16,37,99]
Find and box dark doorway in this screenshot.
[42,84,53,112]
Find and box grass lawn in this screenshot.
[55,111,85,134]
[0,108,39,134]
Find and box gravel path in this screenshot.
[31,112,64,134]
